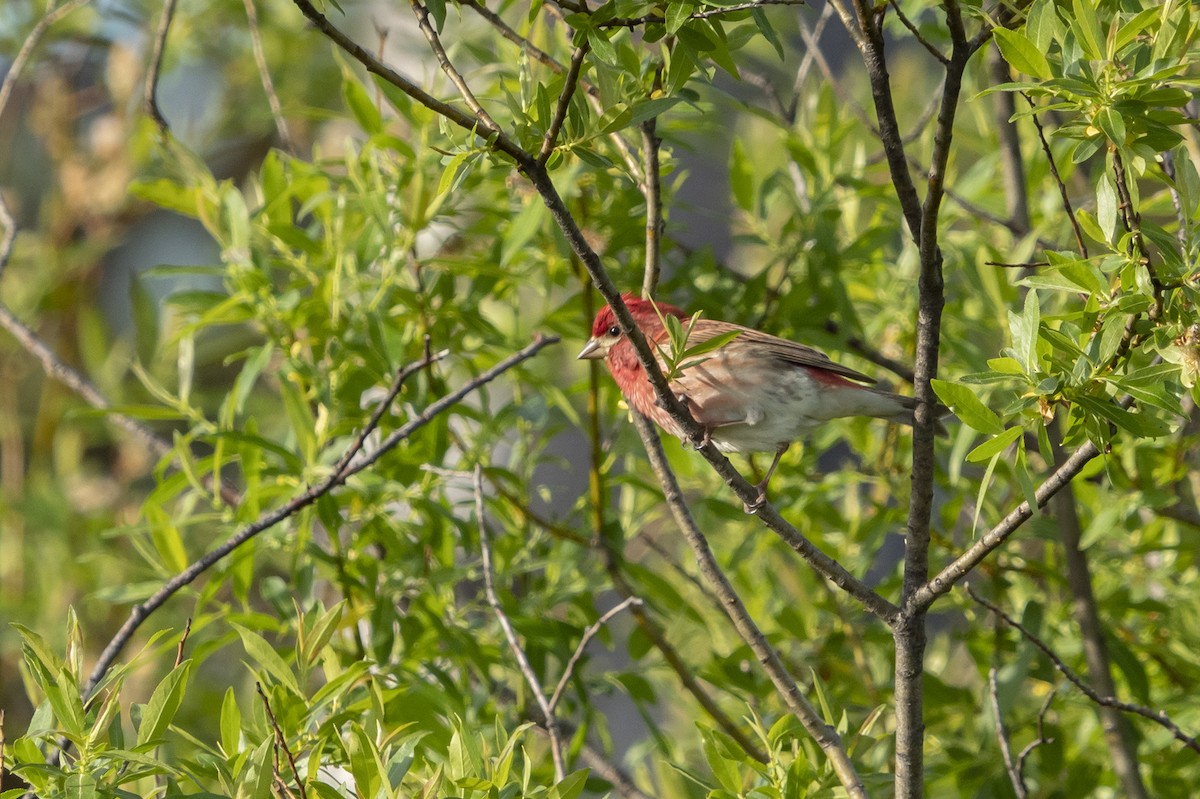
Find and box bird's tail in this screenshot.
[866,389,950,437]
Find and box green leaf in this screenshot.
[136,660,193,746]
[232,625,303,696]
[64,773,97,799]
[966,425,1024,463]
[549,769,590,799]
[666,2,692,35]
[1071,0,1105,59]
[220,687,241,755]
[730,139,754,212]
[1014,440,1039,515]
[1072,395,1172,437]
[587,29,617,65]
[342,74,383,134]
[931,379,1003,435]
[993,28,1051,79]
[1008,290,1041,373]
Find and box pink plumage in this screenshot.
[578,294,925,505]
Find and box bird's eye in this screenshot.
[606,325,620,337]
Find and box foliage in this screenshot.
[1,0,1199,797]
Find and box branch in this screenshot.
[547,596,642,713]
[81,337,554,699]
[538,44,589,166]
[910,438,1101,612]
[256,682,309,799]
[987,665,1026,799]
[967,587,1200,755]
[1015,691,1056,789]
[1048,421,1149,798]
[840,0,924,239]
[1022,93,1088,258]
[886,0,949,65]
[639,66,664,297]
[605,549,771,762]
[0,0,92,279]
[243,0,295,153]
[598,0,807,28]
[144,0,178,132]
[409,0,503,135]
[630,412,868,799]
[474,464,566,781]
[289,0,529,164]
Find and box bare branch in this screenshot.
[538,45,589,166]
[256,682,309,799]
[886,0,949,65]
[289,0,529,164]
[1015,691,1056,787]
[474,464,566,781]
[911,438,1101,612]
[410,0,502,135]
[967,587,1200,755]
[82,338,554,700]
[1022,93,1088,258]
[640,99,663,297]
[988,665,1027,799]
[574,739,654,799]
[599,0,807,28]
[0,0,92,279]
[144,0,178,132]
[173,618,192,668]
[547,596,642,713]
[629,412,868,799]
[243,0,295,153]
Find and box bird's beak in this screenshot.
[577,338,604,360]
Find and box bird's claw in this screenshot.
[742,486,768,514]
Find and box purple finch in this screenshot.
[578,295,933,506]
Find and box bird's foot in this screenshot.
[742,483,768,514]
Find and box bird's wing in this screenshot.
[682,319,877,385]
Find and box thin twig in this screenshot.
[256,682,309,799]
[474,464,566,781]
[547,596,642,713]
[289,0,529,164]
[1015,690,1056,786]
[574,739,654,799]
[911,438,1101,611]
[967,587,1200,755]
[81,337,555,700]
[887,0,949,65]
[988,665,1027,798]
[629,412,868,799]
[243,0,295,153]
[0,0,92,280]
[607,555,770,762]
[538,45,589,165]
[1022,93,1088,258]
[640,112,663,295]
[599,0,807,28]
[173,618,192,668]
[410,0,502,135]
[144,0,178,132]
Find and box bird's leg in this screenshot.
[744,444,788,513]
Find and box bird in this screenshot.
[578,294,937,509]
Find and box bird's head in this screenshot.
[577,294,687,361]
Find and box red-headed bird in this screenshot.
[578,295,933,508]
